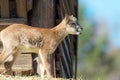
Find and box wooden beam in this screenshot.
[16,0,27,18]
[59,44,71,78]
[30,0,55,27]
[0,18,27,31]
[27,0,33,11]
[0,18,27,26]
[30,0,56,76]
[0,0,9,18]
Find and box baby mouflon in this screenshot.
[0,14,83,78]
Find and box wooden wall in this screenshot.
[55,0,78,78]
[29,0,56,76]
[0,0,78,79]
[0,0,32,76]
[0,0,33,30]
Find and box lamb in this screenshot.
[0,14,83,78]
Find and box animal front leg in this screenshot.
[38,49,53,78]
[38,63,45,78]
[34,57,45,78]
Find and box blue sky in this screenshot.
[78,0,120,48]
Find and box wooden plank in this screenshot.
[57,5,62,21]
[63,0,71,14]
[30,0,55,27]
[0,18,27,26]
[59,57,66,78]
[30,0,56,76]
[57,0,73,78]
[59,0,66,16]
[0,0,9,18]
[63,40,71,62]
[0,18,27,31]
[59,44,71,78]
[16,0,27,18]
[69,0,77,16]
[27,0,33,11]
[9,0,17,18]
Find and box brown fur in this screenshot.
[0,15,83,78]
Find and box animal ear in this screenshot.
[71,15,74,17]
[65,13,69,17]
[65,13,69,22]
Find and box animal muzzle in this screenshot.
[76,25,83,33]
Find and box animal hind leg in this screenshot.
[0,46,15,64]
[2,46,20,75]
[3,51,21,75]
[4,57,14,75]
[0,48,14,75]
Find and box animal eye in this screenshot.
[71,23,75,26]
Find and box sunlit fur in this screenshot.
[0,14,83,78]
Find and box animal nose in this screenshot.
[77,26,81,32]
[78,25,83,31]
[80,27,83,30]
[77,23,83,31]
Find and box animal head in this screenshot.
[65,14,83,35]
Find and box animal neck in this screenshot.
[51,19,68,43]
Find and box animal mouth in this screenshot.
[76,30,81,35]
[77,29,80,32]
[76,28,83,35]
[76,32,80,35]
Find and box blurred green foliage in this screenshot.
[76,6,118,80]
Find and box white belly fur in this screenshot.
[19,44,39,54]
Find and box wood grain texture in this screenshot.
[16,0,27,18]
[29,0,56,76]
[0,0,9,18]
